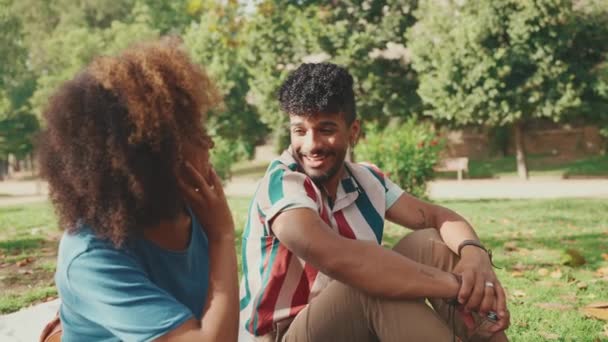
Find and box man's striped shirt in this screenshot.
[239,148,404,337]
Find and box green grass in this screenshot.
[1,199,607,341]
[0,202,60,313]
[437,154,608,179]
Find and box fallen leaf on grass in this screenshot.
[539,332,560,340]
[535,302,573,311]
[511,271,525,277]
[16,257,34,267]
[601,253,608,261]
[581,302,608,321]
[550,269,563,279]
[512,290,526,298]
[511,262,532,272]
[503,241,518,251]
[538,268,549,276]
[596,267,608,277]
[577,282,588,290]
[17,269,33,275]
[560,294,577,302]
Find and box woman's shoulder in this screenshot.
[56,227,138,286]
[58,227,116,261]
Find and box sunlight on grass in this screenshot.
[1,199,606,340]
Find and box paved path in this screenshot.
[0,299,59,342]
[428,178,608,200]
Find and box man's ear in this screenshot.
[349,119,361,146]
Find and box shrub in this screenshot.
[355,120,443,199]
[210,136,249,182]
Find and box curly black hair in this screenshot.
[37,37,220,246]
[278,63,356,123]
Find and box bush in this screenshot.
[355,120,443,199]
[210,136,249,182]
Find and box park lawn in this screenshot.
[1,198,607,341]
[437,154,608,179]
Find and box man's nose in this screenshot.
[303,130,321,152]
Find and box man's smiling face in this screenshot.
[289,113,359,186]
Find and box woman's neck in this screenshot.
[143,209,192,251]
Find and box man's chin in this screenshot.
[300,167,327,183]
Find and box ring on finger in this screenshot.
[484,281,494,288]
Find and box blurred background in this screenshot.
[1,1,608,341]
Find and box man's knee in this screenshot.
[392,228,442,256]
[392,229,457,267]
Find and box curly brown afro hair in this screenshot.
[37,37,220,246]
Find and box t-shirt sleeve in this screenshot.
[259,167,321,227]
[60,247,193,342]
[385,176,405,210]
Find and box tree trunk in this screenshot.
[513,122,529,180]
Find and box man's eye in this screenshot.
[292,129,305,135]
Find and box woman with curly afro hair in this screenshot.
[37,37,238,342]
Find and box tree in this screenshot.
[241,1,325,151]
[0,0,39,177]
[184,0,268,178]
[408,0,608,178]
[322,0,421,125]
[16,1,160,117]
[243,0,421,152]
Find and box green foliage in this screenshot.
[355,120,443,198]
[184,1,268,161]
[0,1,39,158]
[408,0,608,127]
[27,3,159,117]
[322,1,421,125]
[0,112,39,159]
[210,136,249,180]
[242,1,422,152]
[241,2,324,152]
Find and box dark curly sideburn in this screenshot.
[37,37,220,247]
[278,63,356,123]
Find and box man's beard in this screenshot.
[308,160,343,186]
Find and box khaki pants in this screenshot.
[256,229,484,342]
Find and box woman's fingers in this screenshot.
[182,162,213,197]
[209,168,226,197]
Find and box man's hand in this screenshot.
[453,246,510,334]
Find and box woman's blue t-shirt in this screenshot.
[55,213,210,342]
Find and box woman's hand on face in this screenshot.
[178,162,235,241]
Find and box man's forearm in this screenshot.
[435,207,480,255]
[321,239,460,300]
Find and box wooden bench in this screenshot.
[434,157,469,180]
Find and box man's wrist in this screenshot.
[460,244,489,259]
[457,239,487,256]
[458,240,501,268]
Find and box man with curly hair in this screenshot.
[38,38,238,341]
[239,63,510,341]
